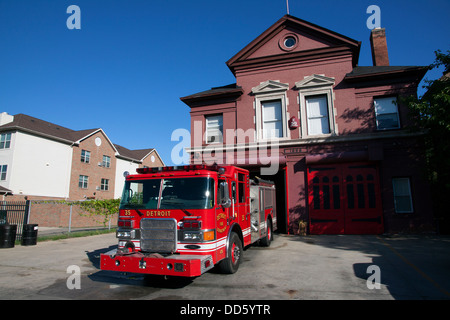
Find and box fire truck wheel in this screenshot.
[219,232,243,274]
[260,219,273,247]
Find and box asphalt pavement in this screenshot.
[0,232,449,303]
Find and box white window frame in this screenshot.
[261,99,284,139]
[0,133,11,149]
[252,80,289,141]
[0,165,7,180]
[374,97,400,130]
[81,150,90,163]
[305,94,331,136]
[392,177,414,213]
[79,175,88,189]
[295,74,337,138]
[102,155,111,168]
[205,114,223,144]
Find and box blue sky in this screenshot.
[0,0,449,165]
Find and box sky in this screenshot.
[0,0,449,166]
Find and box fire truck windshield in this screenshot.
[120,177,215,210]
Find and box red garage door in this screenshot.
[308,163,383,235]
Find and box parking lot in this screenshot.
[0,232,449,303]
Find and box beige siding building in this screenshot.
[0,112,164,201]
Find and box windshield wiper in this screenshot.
[181,208,192,216]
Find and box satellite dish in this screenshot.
[123,171,130,177]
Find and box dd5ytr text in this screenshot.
[180,304,270,317]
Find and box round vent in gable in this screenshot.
[279,33,299,51]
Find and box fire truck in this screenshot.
[100,165,277,277]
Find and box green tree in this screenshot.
[406,50,450,233]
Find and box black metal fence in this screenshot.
[0,201,30,241]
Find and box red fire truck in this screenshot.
[100,165,277,277]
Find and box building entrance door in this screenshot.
[307,163,383,235]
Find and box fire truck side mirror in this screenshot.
[219,181,232,208]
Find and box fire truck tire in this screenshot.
[218,232,243,274]
[260,219,273,247]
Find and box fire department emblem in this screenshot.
[217,213,227,233]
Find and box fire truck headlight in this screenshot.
[116,230,135,238]
[183,231,201,241]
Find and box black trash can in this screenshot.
[0,224,17,248]
[21,224,38,246]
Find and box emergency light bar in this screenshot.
[136,164,221,174]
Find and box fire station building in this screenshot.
[181,15,434,235]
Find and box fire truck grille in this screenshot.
[140,218,177,253]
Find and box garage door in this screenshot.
[307,163,383,235]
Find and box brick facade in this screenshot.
[181,15,434,235]
[69,131,117,200]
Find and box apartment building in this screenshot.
[181,15,434,234]
[0,112,164,201]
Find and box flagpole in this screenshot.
[286,0,290,15]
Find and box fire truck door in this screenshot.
[237,174,250,245]
[216,179,231,261]
[259,188,266,236]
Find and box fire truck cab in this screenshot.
[101,165,277,277]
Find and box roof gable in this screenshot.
[76,129,119,155]
[226,15,361,75]
[246,26,334,60]
[114,144,156,163]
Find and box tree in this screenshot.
[75,198,121,226]
[405,50,450,233]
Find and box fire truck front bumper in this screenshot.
[100,249,214,277]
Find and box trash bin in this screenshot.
[0,224,17,248]
[21,224,38,246]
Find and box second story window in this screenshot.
[102,155,111,168]
[0,133,11,149]
[295,74,337,138]
[0,165,7,180]
[305,95,330,135]
[81,150,90,163]
[206,115,223,144]
[374,97,400,130]
[252,80,289,141]
[262,100,283,139]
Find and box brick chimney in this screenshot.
[370,28,389,66]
